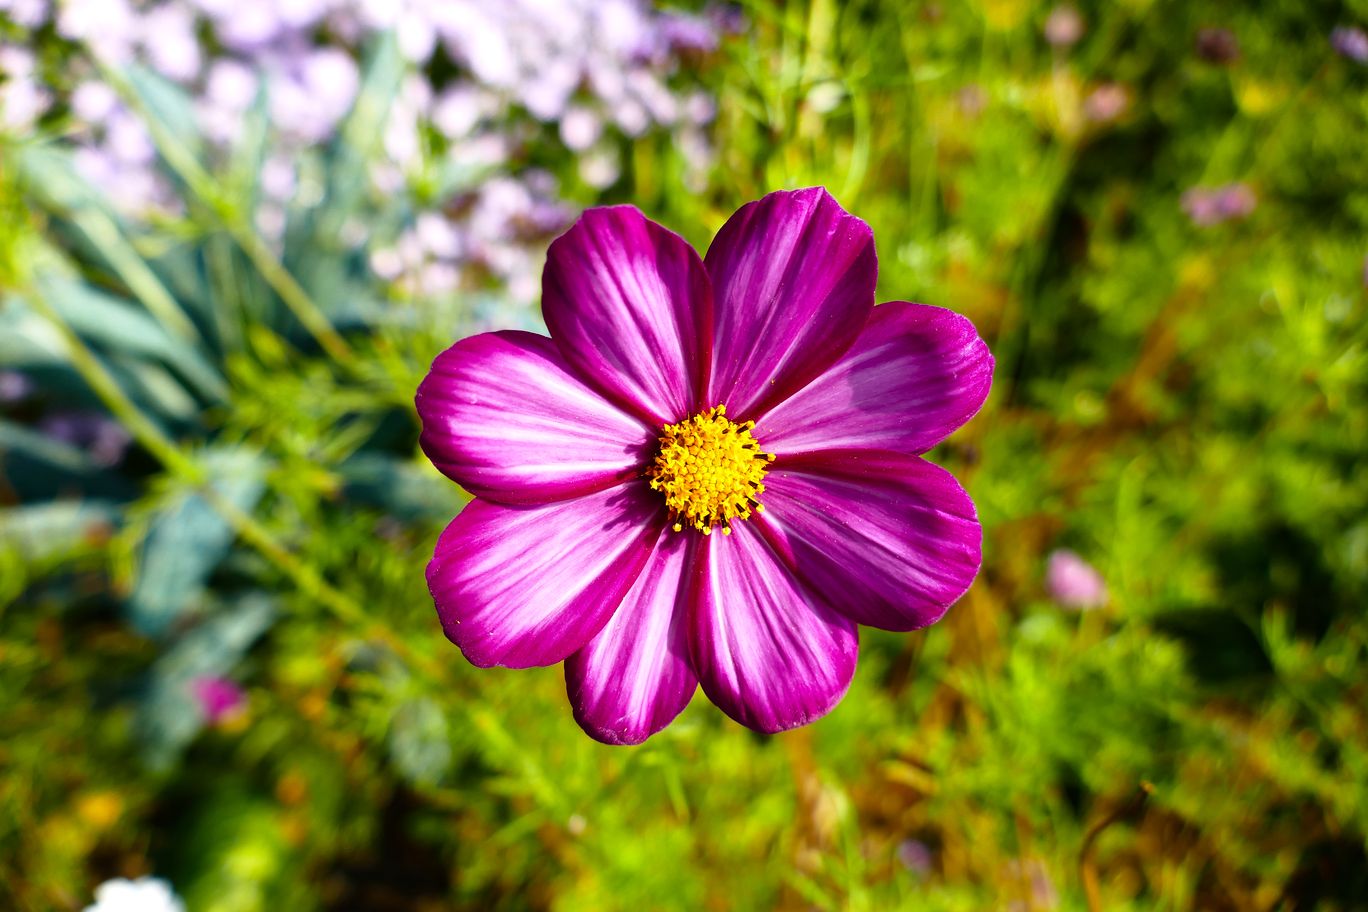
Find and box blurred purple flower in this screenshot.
[1182,183,1256,226]
[1044,7,1084,48]
[105,111,157,165]
[896,839,933,876]
[707,3,746,35]
[0,370,34,403]
[268,48,360,143]
[659,13,720,55]
[0,45,51,131]
[189,676,247,723]
[1047,549,1107,610]
[71,81,120,125]
[559,106,603,151]
[1331,26,1368,63]
[1195,27,1240,64]
[214,0,287,52]
[142,4,203,82]
[1215,183,1256,219]
[57,0,138,65]
[39,412,131,466]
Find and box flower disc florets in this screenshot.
[647,405,774,535]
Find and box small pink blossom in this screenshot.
[1182,182,1256,226]
[1084,83,1129,123]
[1044,7,1084,48]
[1331,26,1368,63]
[1046,549,1107,610]
[190,676,247,723]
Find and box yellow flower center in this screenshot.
[647,405,774,535]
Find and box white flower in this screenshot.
[141,4,202,82]
[558,106,602,151]
[85,877,185,912]
[71,81,120,125]
[0,0,49,28]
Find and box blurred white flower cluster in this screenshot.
[0,0,733,308]
[83,877,184,912]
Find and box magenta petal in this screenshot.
[427,483,664,669]
[705,187,876,418]
[543,206,712,425]
[756,301,993,458]
[417,331,655,504]
[566,533,698,745]
[690,522,858,733]
[759,453,982,631]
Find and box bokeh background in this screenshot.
[2,0,1367,909]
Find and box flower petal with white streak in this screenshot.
[543,206,712,425]
[756,301,992,458]
[566,532,698,744]
[417,330,655,505]
[705,187,876,418]
[428,483,664,669]
[689,521,858,733]
[760,452,982,631]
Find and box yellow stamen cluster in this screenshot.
[647,405,774,535]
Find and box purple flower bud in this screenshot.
[1331,26,1368,63]
[189,676,247,723]
[1046,549,1107,610]
[1195,27,1240,64]
[896,839,933,876]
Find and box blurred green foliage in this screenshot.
[3,1,1368,910]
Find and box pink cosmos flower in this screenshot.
[416,188,993,744]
